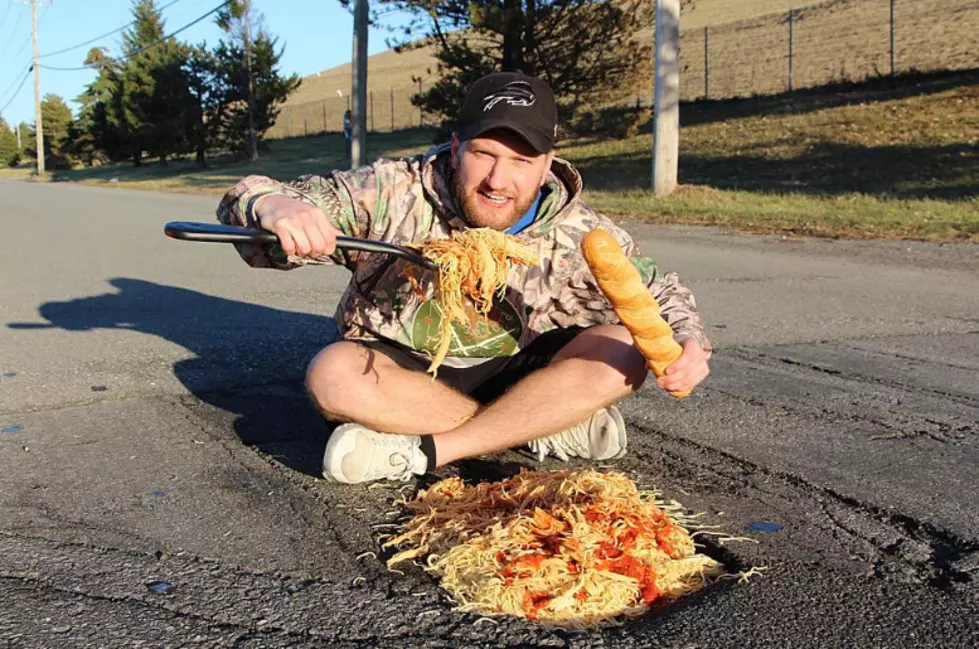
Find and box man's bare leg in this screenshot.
[312,326,645,466]
[306,341,480,435]
[432,324,646,465]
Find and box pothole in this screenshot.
[371,464,758,629]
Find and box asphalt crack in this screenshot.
[735,347,979,409]
[628,418,978,591]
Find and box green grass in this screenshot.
[6,71,977,242]
[2,129,436,194]
[584,186,978,241]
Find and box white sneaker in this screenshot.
[527,405,627,462]
[323,423,429,484]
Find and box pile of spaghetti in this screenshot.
[383,469,724,628]
[412,228,537,374]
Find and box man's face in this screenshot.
[450,129,555,231]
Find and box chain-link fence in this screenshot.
[269,0,977,139]
[268,81,429,139]
[679,0,977,101]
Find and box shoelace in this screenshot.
[386,452,417,481]
[529,420,590,461]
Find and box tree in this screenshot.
[184,44,224,168]
[216,0,259,160]
[17,122,31,155]
[212,31,300,157]
[380,0,652,132]
[0,119,19,167]
[70,0,297,167]
[76,48,126,164]
[116,0,194,165]
[40,94,75,169]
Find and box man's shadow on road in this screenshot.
[8,277,338,477]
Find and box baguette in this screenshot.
[581,230,690,399]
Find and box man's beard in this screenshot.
[451,172,538,231]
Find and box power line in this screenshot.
[0,63,30,115]
[6,2,46,64]
[0,2,14,36]
[38,0,191,59]
[0,4,26,62]
[39,0,233,72]
[0,63,30,106]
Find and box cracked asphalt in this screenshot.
[1,179,978,648]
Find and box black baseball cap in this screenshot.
[456,72,558,154]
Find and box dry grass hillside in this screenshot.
[269,0,825,137]
[291,0,820,100]
[270,0,978,138]
[271,0,977,138]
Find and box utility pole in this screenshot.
[350,0,368,168]
[242,0,257,161]
[652,0,680,196]
[29,0,44,174]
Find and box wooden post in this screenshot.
[322,100,327,133]
[418,79,423,127]
[889,0,895,76]
[370,90,374,133]
[704,26,710,99]
[788,10,795,92]
[30,0,44,174]
[652,0,680,196]
[390,87,394,131]
[351,0,368,168]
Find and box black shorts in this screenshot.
[357,326,587,404]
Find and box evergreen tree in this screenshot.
[380,0,651,131]
[212,30,300,156]
[17,122,31,155]
[0,119,19,167]
[216,0,259,160]
[78,47,126,163]
[40,94,75,169]
[185,44,224,168]
[117,0,194,165]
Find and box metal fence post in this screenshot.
[418,79,423,127]
[788,9,795,91]
[370,90,375,132]
[889,0,895,76]
[704,26,710,98]
[390,87,395,131]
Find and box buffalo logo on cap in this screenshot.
[482,80,537,112]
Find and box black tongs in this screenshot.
[164,221,437,270]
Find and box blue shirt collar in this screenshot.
[505,189,544,235]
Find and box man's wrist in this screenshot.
[247,193,278,228]
[675,331,712,356]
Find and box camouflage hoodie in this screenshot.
[216,143,710,368]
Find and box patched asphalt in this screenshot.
[1,179,977,648]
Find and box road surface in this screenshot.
[1,178,977,648]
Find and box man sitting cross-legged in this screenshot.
[215,72,711,484]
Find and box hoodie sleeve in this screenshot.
[215,172,369,270]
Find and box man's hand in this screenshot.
[657,338,710,395]
[255,194,340,258]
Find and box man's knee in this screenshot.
[554,325,648,393]
[305,341,380,420]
